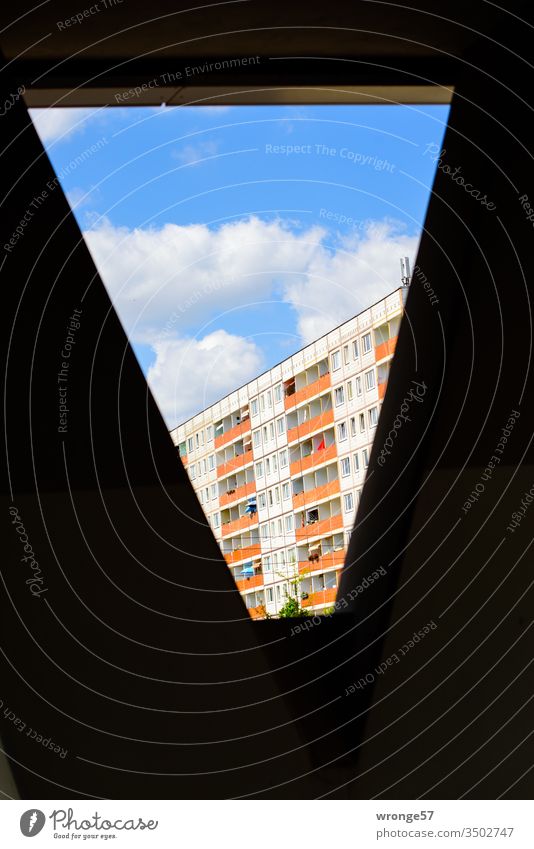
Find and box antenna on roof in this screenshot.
[400,256,411,287]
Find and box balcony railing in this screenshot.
[217,450,253,478]
[221,514,259,538]
[219,480,255,508]
[293,478,340,511]
[298,549,345,574]
[375,336,398,361]
[287,408,334,444]
[224,544,261,565]
[301,587,337,608]
[378,380,388,399]
[247,605,267,619]
[214,418,251,450]
[290,442,337,477]
[284,372,331,410]
[235,573,264,592]
[295,513,343,541]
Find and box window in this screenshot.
[362,332,372,353]
[363,448,369,468]
[344,492,354,512]
[195,433,199,448]
[334,386,345,406]
[276,585,281,601]
[200,430,205,446]
[347,380,353,400]
[262,425,268,442]
[341,457,351,477]
[350,416,356,437]
[205,487,209,503]
[279,448,288,468]
[343,344,350,365]
[190,465,196,480]
[274,486,280,504]
[285,514,294,533]
[260,394,266,412]
[268,489,274,507]
[263,555,272,572]
[331,350,341,370]
[253,429,261,448]
[269,421,275,440]
[258,492,267,510]
[356,376,362,396]
[207,425,213,441]
[251,398,258,417]
[365,369,376,390]
[187,437,193,453]
[277,416,286,435]
[272,453,278,472]
[260,523,269,540]
[255,461,264,478]
[282,482,290,500]
[369,406,379,427]
[212,512,220,528]
[353,453,360,473]
[274,383,282,403]
[267,390,273,408]
[353,339,359,359]
[202,458,207,474]
[208,454,215,470]
[197,463,202,477]
[265,457,271,475]
[267,587,274,603]
[359,413,366,433]
[338,421,348,441]
[211,483,217,499]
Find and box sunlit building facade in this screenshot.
[170,286,406,618]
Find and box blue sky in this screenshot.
[31,103,448,426]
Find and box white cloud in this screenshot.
[147,330,263,425]
[171,139,220,165]
[29,107,103,145]
[82,215,418,426]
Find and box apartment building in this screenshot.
[170,286,407,618]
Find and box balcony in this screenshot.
[375,335,398,362]
[285,372,331,410]
[224,544,261,565]
[219,480,255,508]
[290,442,337,477]
[301,587,338,608]
[217,450,253,478]
[293,478,340,511]
[299,549,345,574]
[221,514,259,538]
[295,513,343,541]
[214,418,251,450]
[235,573,264,592]
[287,409,334,444]
[378,380,387,399]
[247,605,267,620]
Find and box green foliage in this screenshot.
[277,596,309,618]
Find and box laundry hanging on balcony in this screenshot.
[240,563,255,578]
[245,496,257,515]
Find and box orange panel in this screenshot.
[290,442,337,477]
[302,587,338,608]
[235,574,264,592]
[217,450,253,478]
[224,544,261,565]
[295,513,343,541]
[214,418,251,450]
[284,372,331,410]
[221,514,259,538]
[298,550,345,574]
[287,408,334,444]
[378,380,387,399]
[374,335,398,362]
[247,605,267,620]
[293,478,340,511]
[219,480,255,508]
